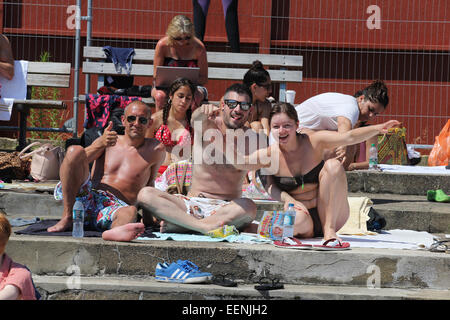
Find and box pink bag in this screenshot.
[19,142,65,181]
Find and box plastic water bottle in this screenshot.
[270,211,284,241]
[369,143,378,170]
[72,198,84,238]
[283,203,296,238]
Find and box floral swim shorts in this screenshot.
[54,178,129,231]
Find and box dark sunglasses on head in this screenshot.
[224,99,252,111]
[126,115,148,125]
[173,35,191,41]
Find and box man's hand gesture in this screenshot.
[102,121,118,147]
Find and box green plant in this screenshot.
[28,51,65,141]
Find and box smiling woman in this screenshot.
[147,78,197,175]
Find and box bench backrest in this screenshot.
[82,46,302,98]
[26,62,71,88]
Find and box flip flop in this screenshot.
[254,277,284,291]
[430,240,449,253]
[273,237,313,250]
[212,274,238,287]
[312,238,351,251]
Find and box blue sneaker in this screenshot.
[155,260,212,283]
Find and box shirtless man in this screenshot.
[48,101,165,241]
[0,34,14,80]
[137,83,263,234]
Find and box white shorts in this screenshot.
[175,195,229,219]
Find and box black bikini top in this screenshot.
[271,160,325,192]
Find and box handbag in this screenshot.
[377,127,408,165]
[19,142,65,181]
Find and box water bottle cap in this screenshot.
[371,144,376,147]
[288,203,294,207]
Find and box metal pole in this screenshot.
[85,0,92,94]
[72,0,81,138]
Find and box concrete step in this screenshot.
[33,274,450,300]
[7,235,450,291]
[1,189,449,233]
[346,170,449,195]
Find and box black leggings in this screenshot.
[192,0,240,52]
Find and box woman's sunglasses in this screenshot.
[173,35,191,41]
[223,99,252,111]
[126,115,148,125]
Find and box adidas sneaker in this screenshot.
[155,260,212,284]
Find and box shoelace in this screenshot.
[178,260,200,272]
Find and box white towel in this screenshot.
[0,98,14,121]
[338,196,377,236]
[0,60,28,121]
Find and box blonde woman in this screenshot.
[152,15,208,111]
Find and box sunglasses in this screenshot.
[173,35,191,41]
[224,99,252,111]
[126,115,148,125]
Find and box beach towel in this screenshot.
[138,232,272,244]
[14,219,158,239]
[84,94,141,129]
[0,98,14,121]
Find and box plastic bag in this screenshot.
[428,119,450,166]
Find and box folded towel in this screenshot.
[102,46,135,75]
[0,98,14,121]
[338,196,377,236]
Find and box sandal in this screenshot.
[254,277,284,291]
[312,238,351,251]
[430,240,449,253]
[273,237,312,250]
[212,274,237,287]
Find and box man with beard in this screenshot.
[137,83,266,234]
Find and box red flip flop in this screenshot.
[273,237,313,250]
[312,238,351,251]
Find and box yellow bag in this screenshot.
[377,127,408,165]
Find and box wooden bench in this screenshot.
[80,46,303,105]
[0,62,72,150]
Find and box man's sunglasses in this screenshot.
[224,99,252,111]
[126,115,148,125]
[173,36,191,41]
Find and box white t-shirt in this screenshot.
[295,92,360,130]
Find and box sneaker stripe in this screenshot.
[171,269,181,278]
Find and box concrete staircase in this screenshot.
[2,170,450,300]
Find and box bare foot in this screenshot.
[323,228,342,242]
[101,223,145,242]
[47,217,72,232]
[159,220,190,233]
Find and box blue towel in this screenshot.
[138,232,272,244]
[102,46,135,75]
